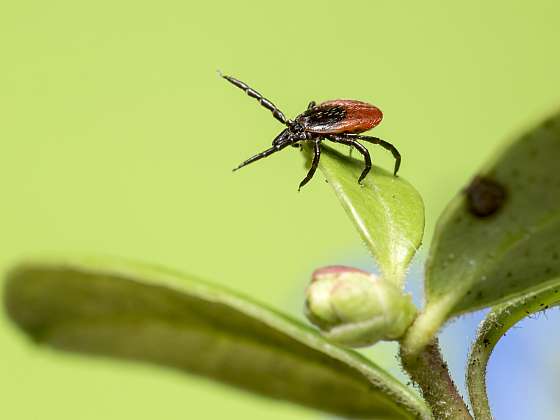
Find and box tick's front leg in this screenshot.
[298,139,322,191]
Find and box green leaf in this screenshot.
[4,257,431,420]
[306,144,425,286]
[404,111,560,354]
[466,280,560,420]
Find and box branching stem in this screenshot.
[400,339,473,420]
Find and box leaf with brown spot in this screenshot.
[404,110,560,353]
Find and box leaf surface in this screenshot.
[308,144,425,286]
[404,111,560,353]
[4,257,431,419]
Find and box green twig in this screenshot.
[467,283,560,420]
[400,339,473,420]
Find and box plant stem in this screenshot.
[399,339,473,420]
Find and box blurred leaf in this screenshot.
[404,111,560,353]
[306,144,425,286]
[4,257,430,420]
[466,281,560,420]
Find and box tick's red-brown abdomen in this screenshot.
[304,100,383,134]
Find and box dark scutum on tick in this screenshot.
[221,72,401,190]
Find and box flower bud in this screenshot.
[304,266,417,347]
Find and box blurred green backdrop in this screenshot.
[1,1,559,419]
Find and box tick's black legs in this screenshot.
[328,135,372,183]
[298,140,322,191]
[220,73,288,126]
[345,134,401,175]
[231,129,399,187]
[233,144,286,172]
[350,141,372,183]
[307,101,316,110]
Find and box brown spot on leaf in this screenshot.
[465,176,507,218]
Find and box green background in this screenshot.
[1,1,559,419]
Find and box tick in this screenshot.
[221,73,401,190]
